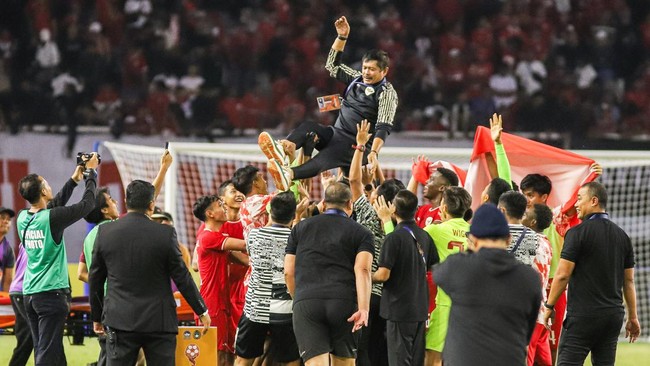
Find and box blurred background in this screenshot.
[1,0,650,153]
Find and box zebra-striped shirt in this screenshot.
[243,226,293,324]
[353,195,385,297]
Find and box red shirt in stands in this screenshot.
[415,204,441,228]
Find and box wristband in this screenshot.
[543,302,555,310]
[370,150,379,156]
[352,144,366,152]
[337,35,348,41]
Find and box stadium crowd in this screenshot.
[2,0,650,152]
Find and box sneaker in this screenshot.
[259,132,288,165]
[268,158,292,191]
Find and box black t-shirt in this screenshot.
[434,248,541,366]
[378,220,438,321]
[561,213,635,316]
[286,209,374,304]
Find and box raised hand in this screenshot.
[356,119,371,146]
[490,113,503,144]
[372,195,395,223]
[589,162,603,177]
[160,149,173,169]
[334,16,350,37]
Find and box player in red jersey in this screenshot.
[193,194,247,366]
[407,156,460,228]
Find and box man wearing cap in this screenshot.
[0,206,16,291]
[434,204,541,366]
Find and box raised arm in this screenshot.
[491,113,513,189]
[350,120,371,201]
[153,150,173,201]
[48,166,85,209]
[325,16,360,84]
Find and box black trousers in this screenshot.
[557,313,625,366]
[105,328,176,366]
[286,122,369,179]
[386,320,426,366]
[24,290,69,366]
[9,293,34,366]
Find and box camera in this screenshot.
[76,152,101,166]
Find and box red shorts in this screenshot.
[547,282,567,351]
[527,323,552,366]
[196,309,236,353]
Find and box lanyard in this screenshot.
[20,210,41,245]
[588,212,609,220]
[402,226,427,266]
[324,209,349,218]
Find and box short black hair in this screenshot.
[362,49,390,70]
[85,187,110,224]
[232,165,259,195]
[376,178,405,204]
[520,174,552,196]
[19,174,42,204]
[271,191,297,225]
[218,179,233,197]
[437,167,459,187]
[125,180,154,211]
[498,191,528,220]
[442,186,472,218]
[324,182,352,206]
[486,178,512,205]
[193,195,220,222]
[393,190,418,220]
[532,203,553,232]
[582,181,608,209]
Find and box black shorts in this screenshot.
[292,298,360,362]
[234,314,299,362]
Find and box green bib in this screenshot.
[18,209,69,294]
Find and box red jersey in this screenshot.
[415,204,441,228]
[197,222,235,316]
[222,221,247,325]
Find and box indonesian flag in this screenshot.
[464,126,599,212]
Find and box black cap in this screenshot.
[468,204,510,238]
[0,207,15,218]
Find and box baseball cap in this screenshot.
[0,207,15,218]
[468,204,509,238]
[151,211,173,222]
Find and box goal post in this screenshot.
[102,141,650,341]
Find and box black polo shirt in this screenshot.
[378,220,438,322]
[561,212,635,317]
[286,209,374,304]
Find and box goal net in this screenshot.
[102,141,650,341]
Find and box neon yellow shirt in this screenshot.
[424,218,470,306]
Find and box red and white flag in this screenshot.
[465,126,598,212]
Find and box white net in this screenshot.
[102,141,650,341]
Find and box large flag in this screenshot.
[465,126,598,212]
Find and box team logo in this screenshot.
[185,344,199,366]
[183,330,191,339]
[193,330,201,339]
[365,87,375,96]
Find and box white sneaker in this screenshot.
[268,158,292,191]
[259,132,288,165]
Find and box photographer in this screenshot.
[17,152,99,366]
